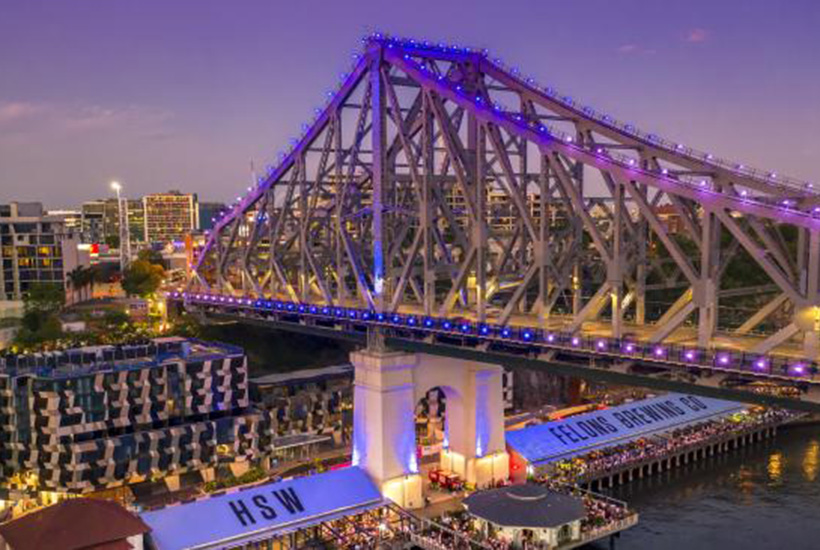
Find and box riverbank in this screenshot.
[604,422,820,550]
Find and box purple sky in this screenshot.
[1,0,818,208]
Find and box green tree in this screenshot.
[137,248,165,267]
[105,234,120,249]
[121,259,165,298]
[102,309,131,328]
[15,284,65,349]
[25,282,65,315]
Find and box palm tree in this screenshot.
[86,265,100,300]
[67,267,84,305]
[67,266,95,304]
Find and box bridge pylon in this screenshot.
[351,348,508,508]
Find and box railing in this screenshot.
[169,291,820,386]
[572,418,785,484]
[0,338,244,379]
[573,515,640,548]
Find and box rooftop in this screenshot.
[141,467,383,550]
[0,337,244,379]
[505,393,746,466]
[0,498,150,550]
[463,485,586,529]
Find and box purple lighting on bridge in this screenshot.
[171,292,820,386]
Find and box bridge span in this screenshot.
[168,292,820,412]
[181,33,820,411]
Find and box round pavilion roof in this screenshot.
[463,484,586,529]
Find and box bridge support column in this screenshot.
[351,349,423,509]
[697,209,719,347]
[609,179,625,339]
[417,355,509,489]
[351,350,509,507]
[799,230,820,359]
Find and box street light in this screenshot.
[110,180,131,272]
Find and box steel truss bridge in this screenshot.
[178,34,820,410]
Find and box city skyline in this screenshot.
[1,0,819,208]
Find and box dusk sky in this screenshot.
[1,0,818,208]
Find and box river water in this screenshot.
[596,423,820,550]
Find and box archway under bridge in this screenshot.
[350,350,509,508]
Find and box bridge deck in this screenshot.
[168,292,820,412]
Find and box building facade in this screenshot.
[0,202,88,301]
[143,191,198,244]
[197,202,227,231]
[45,210,83,234]
[250,365,514,447]
[0,338,274,506]
[80,199,146,246]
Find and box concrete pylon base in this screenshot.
[468,451,510,489]
[380,473,424,509]
[442,449,510,489]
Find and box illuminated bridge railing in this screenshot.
[168,292,819,384]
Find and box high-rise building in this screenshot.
[80,199,145,246]
[45,210,83,234]
[0,202,89,301]
[143,191,199,244]
[197,201,227,231]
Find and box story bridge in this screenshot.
[173,34,820,411]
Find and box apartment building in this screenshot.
[0,202,88,301]
[143,191,199,244]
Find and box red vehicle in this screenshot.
[428,468,464,491]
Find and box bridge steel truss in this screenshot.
[186,36,820,405]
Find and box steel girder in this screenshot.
[188,37,820,361]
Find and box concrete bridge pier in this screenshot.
[350,349,509,508]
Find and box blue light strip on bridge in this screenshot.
[166,291,818,384]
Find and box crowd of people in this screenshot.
[331,484,634,550]
[289,406,796,549]
[547,407,797,483]
[579,492,632,533]
[319,508,404,550]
